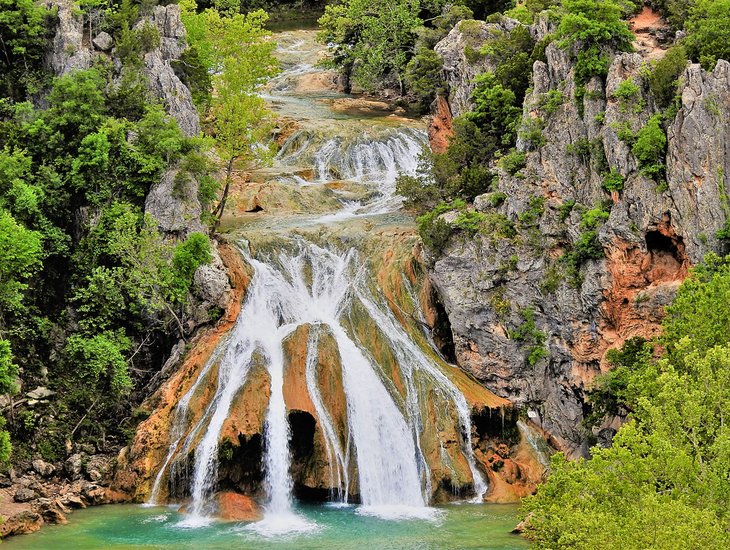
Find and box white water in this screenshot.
[146,28,491,534]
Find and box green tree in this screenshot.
[684,0,730,70]
[318,0,423,93]
[0,0,50,99]
[181,2,278,230]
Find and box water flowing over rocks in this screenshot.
[426,16,730,456]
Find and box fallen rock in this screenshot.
[0,511,43,537]
[65,453,83,478]
[32,459,56,478]
[14,488,37,503]
[60,493,86,509]
[26,386,55,401]
[216,492,262,522]
[92,31,113,51]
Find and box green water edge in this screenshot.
[4,502,530,549]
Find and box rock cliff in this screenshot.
[429,18,730,456]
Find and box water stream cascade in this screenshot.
[137,29,523,536]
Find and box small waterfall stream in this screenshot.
[145,28,496,535]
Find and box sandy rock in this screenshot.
[216,492,262,522]
[0,511,43,537]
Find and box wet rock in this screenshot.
[32,459,56,478]
[92,31,113,51]
[81,483,107,505]
[14,488,38,503]
[216,492,262,522]
[0,511,43,537]
[36,499,68,525]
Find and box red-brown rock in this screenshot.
[216,492,262,522]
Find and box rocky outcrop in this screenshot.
[430,27,730,456]
[145,168,206,237]
[139,5,201,137]
[435,18,521,117]
[44,0,93,75]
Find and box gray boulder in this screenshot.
[92,31,113,52]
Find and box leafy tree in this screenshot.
[181,1,278,230]
[556,0,634,86]
[0,0,51,99]
[684,0,730,70]
[0,208,43,315]
[318,0,423,93]
[632,114,667,182]
[521,255,730,548]
[648,45,688,111]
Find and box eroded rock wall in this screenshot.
[429,24,730,456]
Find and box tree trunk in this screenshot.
[212,157,235,235]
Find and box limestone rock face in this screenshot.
[430,26,730,456]
[144,168,205,236]
[140,5,200,137]
[44,0,93,75]
[435,18,521,117]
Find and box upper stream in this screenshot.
[5,28,531,549]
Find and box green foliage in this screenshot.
[521,254,730,548]
[648,45,687,111]
[64,331,132,396]
[405,48,445,114]
[601,168,624,193]
[556,0,635,85]
[518,117,546,150]
[632,114,667,182]
[558,199,576,222]
[539,90,565,115]
[171,232,212,299]
[480,24,536,102]
[0,339,19,396]
[0,208,43,312]
[611,77,645,113]
[0,0,51,99]
[499,149,526,175]
[318,0,422,93]
[509,307,548,366]
[684,0,730,71]
[518,196,545,226]
[467,72,522,149]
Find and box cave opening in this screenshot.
[645,230,681,259]
[425,285,457,364]
[216,433,264,495]
[471,407,520,446]
[289,410,316,461]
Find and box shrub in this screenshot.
[648,45,688,111]
[509,308,548,366]
[540,90,565,115]
[499,149,527,175]
[405,47,445,114]
[684,0,730,70]
[601,168,625,192]
[632,114,667,182]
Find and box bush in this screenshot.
[405,47,445,114]
[648,45,688,111]
[601,168,624,192]
[632,114,667,182]
[500,149,527,175]
[684,0,730,70]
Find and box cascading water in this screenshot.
[145,28,498,536]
